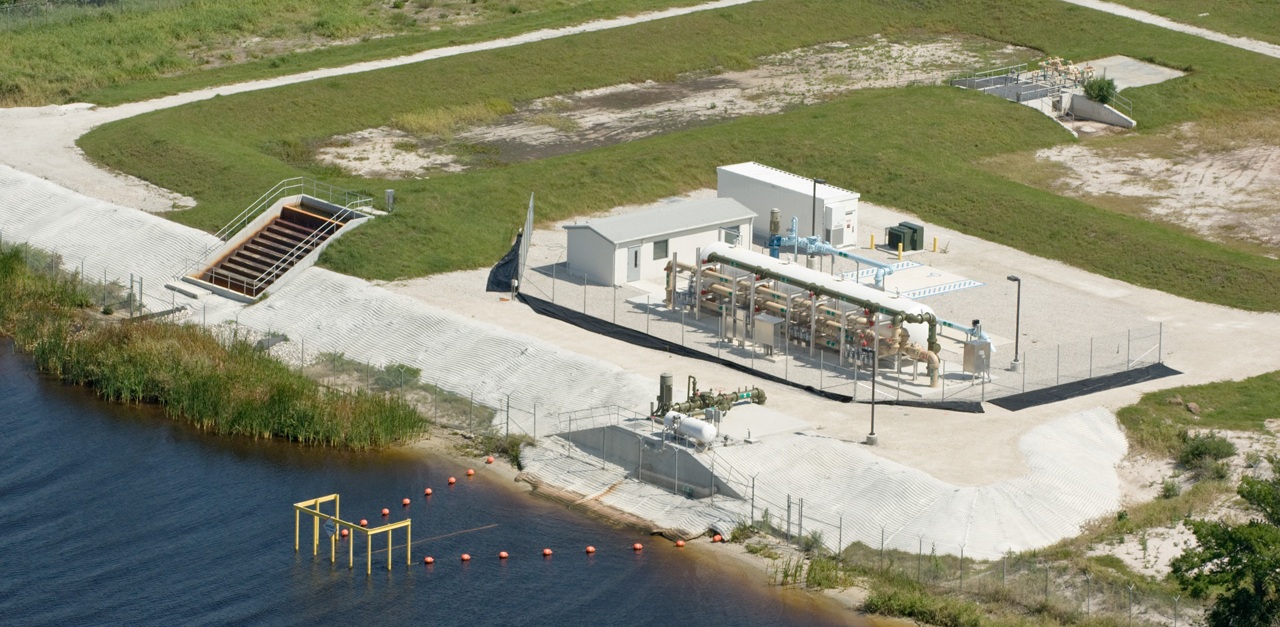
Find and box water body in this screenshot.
[0,341,863,626]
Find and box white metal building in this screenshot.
[716,162,859,247]
[564,198,755,285]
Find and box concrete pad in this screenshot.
[715,403,812,441]
[1083,55,1186,91]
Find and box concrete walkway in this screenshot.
[1061,0,1280,60]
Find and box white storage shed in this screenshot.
[564,198,754,285]
[716,162,859,247]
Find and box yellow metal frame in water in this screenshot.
[293,494,412,575]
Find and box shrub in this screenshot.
[1161,479,1182,499]
[798,530,825,555]
[1083,76,1117,105]
[730,519,756,543]
[863,586,982,627]
[1193,456,1231,481]
[1179,432,1237,467]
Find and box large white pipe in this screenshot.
[700,241,936,346]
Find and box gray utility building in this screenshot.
[564,197,754,285]
[717,162,859,247]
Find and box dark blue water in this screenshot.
[0,341,862,626]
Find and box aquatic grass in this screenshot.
[0,246,428,449]
[393,99,516,137]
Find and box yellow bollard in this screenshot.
[870,234,875,249]
[387,531,392,571]
[932,236,938,252]
[294,510,299,552]
[349,529,354,570]
[897,243,903,261]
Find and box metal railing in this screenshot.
[177,178,373,284]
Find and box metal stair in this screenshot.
[199,203,349,297]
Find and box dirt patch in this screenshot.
[316,34,1035,178]
[1090,425,1278,578]
[1031,122,1280,253]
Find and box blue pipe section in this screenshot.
[767,217,894,288]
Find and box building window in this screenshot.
[653,239,669,260]
[721,225,741,245]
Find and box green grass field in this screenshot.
[78,0,1280,311]
[1118,369,1280,456]
[0,0,706,106]
[1105,0,1280,46]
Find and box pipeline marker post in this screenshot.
[897,243,903,261]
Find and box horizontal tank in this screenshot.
[699,241,935,346]
[663,411,718,444]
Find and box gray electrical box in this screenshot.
[752,313,784,354]
[963,340,991,373]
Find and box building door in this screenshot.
[626,245,641,282]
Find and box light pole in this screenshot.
[866,318,878,446]
[1007,275,1022,372]
[810,178,826,240]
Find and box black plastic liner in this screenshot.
[989,363,1182,412]
[486,233,521,293]
[516,293,983,414]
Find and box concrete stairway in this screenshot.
[199,203,346,298]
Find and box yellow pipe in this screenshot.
[294,510,299,552]
[897,243,903,261]
[387,531,392,571]
[349,530,354,570]
[932,236,938,253]
[870,233,875,249]
[313,516,319,556]
[407,522,412,566]
[367,533,371,575]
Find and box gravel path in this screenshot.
[1061,0,1280,59]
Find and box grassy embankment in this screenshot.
[79,0,1280,310]
[0,244,428,449]
[1105,0,1280,46]
[735,371,1280,626]
[0,0,707,107]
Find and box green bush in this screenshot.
[1179,432,1237,467]
[1083,76,1117,105]
[863,586,982,627]
[1161,478,1182,499]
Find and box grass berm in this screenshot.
[79,0,1280,310]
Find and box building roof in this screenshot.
[717,162,859,200]
[564,197,755,246]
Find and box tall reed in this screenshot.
[0,245,428,449]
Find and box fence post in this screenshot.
[1128,584,1134,625]
[959,543,965,591]
[681,308,685,346]
[1021,351,1026,393]
[506,394,511,437]
[750,475,756,525]
[533,403,537,438]
[551,262,556,302]
[1127,328,1132,368]
[583,279,587,313]
[917,536,923,581]
[1173,594,1179,627]
[1056,344,1061,385]
[838,514,843,562]
[786,495,791,542]
[613,285,617,323]
[1158,322,1164,363]
[879,526,885,570]
[1089,336,1094,378]
[797,498,803,540]
[646,295,651,334]
[1085,572,1091,616]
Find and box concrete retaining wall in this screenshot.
[1067,95,1136,128]
[561,426,742,499]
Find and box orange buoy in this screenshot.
[676,540,685,548]
[448,477,457,485]
[486,456,494,464]
[461,553,471,562]
[466,469,475,477]
[340,529,350,538]
[632,543,643,551]
[381,508,390,516]
[542,548,553,557]
[713,534,723,543]
[402,498,411,506]
[424,487,433,496]
[424,556,434,565]
[499,551,509,559]
[585,546,596,554]
[359,519,368,528]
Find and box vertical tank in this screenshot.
[659,373,673,410]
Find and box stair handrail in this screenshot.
[249,203,361,294]
[176,178,374,282]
